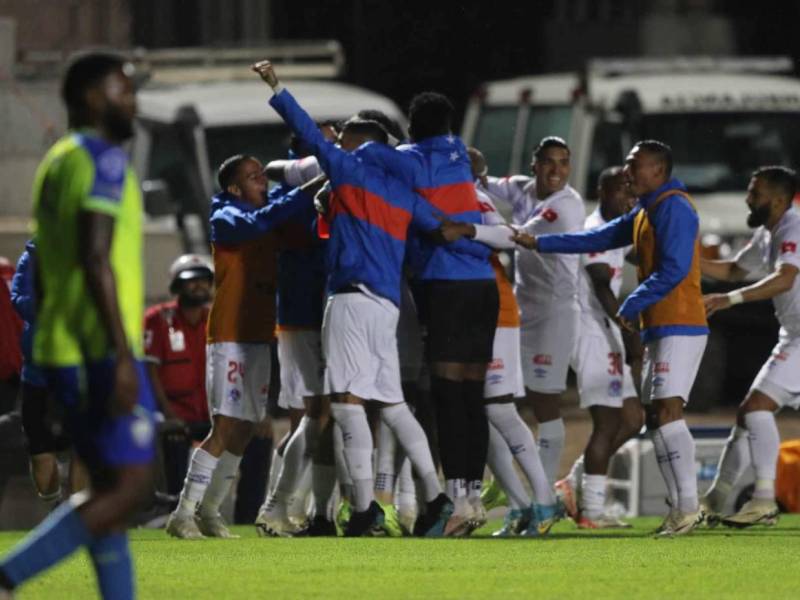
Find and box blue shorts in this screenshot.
[45,359,156,469]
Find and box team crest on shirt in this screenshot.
[97,147,126,181]
[608,380,623,397]
[541,208,558,223]
[781,241,797,254]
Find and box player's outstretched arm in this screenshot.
[78,211,138,414]
[700,257,748,282]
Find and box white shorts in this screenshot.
[641,335,707,404]
[397,282,424,384]
[520,308,578,394]
[277,329,323,410]
[571,318,637,408]
[321,291,404,404]
[206,342,271,423]
[485,326,525,399]
[750,328,800,409]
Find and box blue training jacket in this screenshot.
[270,88,451,306]
[10,240,46,386]
[537,178,709,342]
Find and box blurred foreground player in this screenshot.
[0,52,156,599]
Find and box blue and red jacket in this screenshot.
[359,134,494,281]
[270,89,451,307]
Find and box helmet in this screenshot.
[169,254,214,294]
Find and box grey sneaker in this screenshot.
[165,512,205,539]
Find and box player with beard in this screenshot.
[0,52,155,599]
[144,255,214,496]
[700,166,799,528]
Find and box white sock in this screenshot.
[486,403,554,505]
[288,461,312,518]
[537,418,565,486]
[38,489,62,509]
[567,455,585,494]
[467,479,482,502]
[395,459,417,516]
[176,448,219,517]
[375,418,398,496]
[745,411,779,500]
[381,403,441,501]
[580,474,606,519]
[331,403,374,512]
[486,422,529,509]
[658,420,698,513]
[265,416,311,513]
[649,429,678,508]
[266,449,283,498]
[312,463,337,520]
[332,422,354,502]
[706,425,749,507]
[199,451,241,518]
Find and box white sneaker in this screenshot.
[466,497,487,534]
[196,513,239,538]
[656,509,702,537]
[255,508,299,537]
[165,512,205,539]
[444,501,475,537]
[721,498,779,528]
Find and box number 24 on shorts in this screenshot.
[227,361,245,383]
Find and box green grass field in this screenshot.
[2,516,799,599]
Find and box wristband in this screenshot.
[727,290,744,306]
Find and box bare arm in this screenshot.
[700,258,748,282]
[78,211,138,414]
[704,263,799,317]
[585,263,643,364]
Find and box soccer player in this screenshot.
[513,141,709,536]
[165,156,322,539]
[556,167,644,528]
[11,240,87,508]
[0,52,155,599]
[346,91,498,535]
[255,59,456,536]
[699,166,799,527]
[479,138,585,486]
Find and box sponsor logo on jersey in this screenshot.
[608,379,623,397]
[533,354,552,366]
[488,358,504,370]
[655,362,670,374]
[781,241,797,254]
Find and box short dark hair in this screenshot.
[532,136,570,162]
[753,165,798,201]
[357,109,406,143]
[62,52,127,114]
[598,165,624,191]
[217,154,256,190]
[633,139,673,176]
[342,118,389,145]
[408,92,454,141]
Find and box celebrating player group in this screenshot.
[1,50,799,599]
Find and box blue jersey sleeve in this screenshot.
[618,198,698,320]
[211,189,313,244]
[269,89,362,185]
[537,208,637,254]
[10,244,36,324]
[79,135,128,216]
[358,142,422,188]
